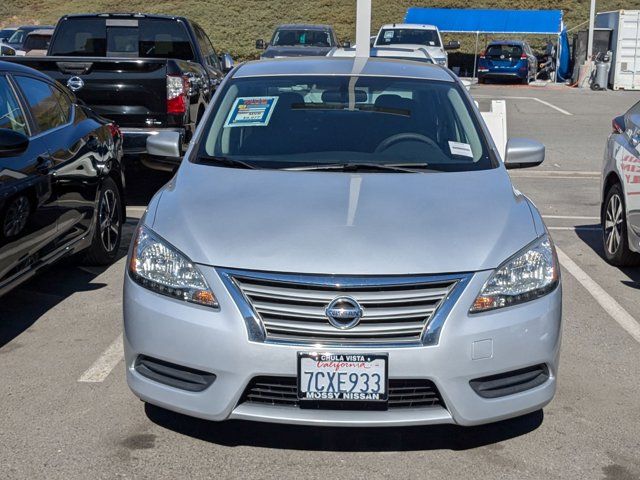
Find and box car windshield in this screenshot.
[377,29,441,47]
[486,45,523,59]
[7,29,27,45]
[0,30,15,41]
[196,75,494,172]
[272,29,333,47]
[49,18,195,60]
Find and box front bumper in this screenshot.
[124,267,562,427]
[478,70,526,80]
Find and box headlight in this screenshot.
[435,58,447,66]
[129,225,218,308]
[471,234,559,313]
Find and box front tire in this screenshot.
[602,183,640,266]
[82,177,123,265]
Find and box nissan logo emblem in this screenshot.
[66,76,84,92]
[325,297,363,330]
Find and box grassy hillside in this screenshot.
[1,0,635,60]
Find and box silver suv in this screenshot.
[123,57,562,427]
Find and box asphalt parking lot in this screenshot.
[2,84,640,480]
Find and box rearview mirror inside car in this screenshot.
[444,41,461,51]
[0,129,29,157]
[147,131,182,160]
[255,39,266,50]
[504,138,545,169]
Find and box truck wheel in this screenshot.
[82,177,123,265]
[602,183,640,266]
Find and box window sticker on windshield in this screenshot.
[384,30,395,39]
[224,97,279,128]
[449,141,474,158]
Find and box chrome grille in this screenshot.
[221,270,467,346]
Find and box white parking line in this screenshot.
[531,98,573,116]
[548,226,601,231]
[78,334,124,383]
[557,248,640,344]
[543,215,599,221]
[473,95,573,116]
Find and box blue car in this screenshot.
[477,41,538,84]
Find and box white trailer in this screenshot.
[595,10,640,90]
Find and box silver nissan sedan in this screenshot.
[124,57,562,427]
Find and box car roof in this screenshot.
[17,25,54,31]
[380,23,438,30]
[0,60,56,81]
[234,56,453,82]
[26,29,54,36]
[62,13,187,21]
[488,40,527,46]
[276,24,333,31]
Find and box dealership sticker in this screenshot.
[384,30,395,39]
[449,141,474,158]
[225,96,279,128]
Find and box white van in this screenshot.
[373,23,459,67]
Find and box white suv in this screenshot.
[373,23,459,67]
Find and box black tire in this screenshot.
[478,77,485,84]
[602,183,640,266]
[521,75,530,85]
[82,177,123,265]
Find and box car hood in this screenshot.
[262,46,334,58]
[150,165,538,275]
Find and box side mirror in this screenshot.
[504,138,545,169]
[221,53,234,73]
[0,45,16,56]
[444,41,461,51]
[370,36,376,47]
[0,129,29,157]
[147,131,181,159]
[342,40,351,49]
[255,39,266,50]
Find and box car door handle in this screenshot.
[36,156,54,174]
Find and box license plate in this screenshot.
[297,353,388,402]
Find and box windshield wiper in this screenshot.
[286,163,428,173]
[197,155,257,170]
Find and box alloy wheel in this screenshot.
[604,193,624,255]
[99,189,120,253]
[3,196,30,237]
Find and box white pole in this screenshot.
[587,0,596,60]
[355,0,372,57]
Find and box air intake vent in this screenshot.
[134,356,216,392]
[240,376,444,410]
[470,364,550,399]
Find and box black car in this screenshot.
[0,61,125,297]
[257,24,342,58]
[4,14,233,170]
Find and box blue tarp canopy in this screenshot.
[404,8,563,35]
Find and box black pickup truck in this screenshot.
[4,13,233,169]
